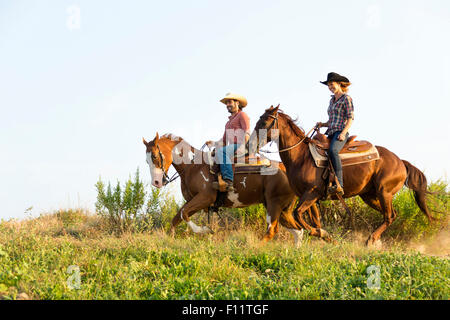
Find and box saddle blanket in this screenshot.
[308,143,380,168]
[206,151,279,175]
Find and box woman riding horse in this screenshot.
[316,72,354,196]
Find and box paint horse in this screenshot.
[252,106,435,246]
[143,132,322,246]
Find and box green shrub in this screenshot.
[319,180,449,241]
[95,168,146,234]
[95,169,182,234]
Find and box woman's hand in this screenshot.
[316,121,328,128]
[337,133,346,141]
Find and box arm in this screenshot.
[341,118,353,140]
[205,137,224,149]
[316,121,329,128]
[239,112,251,144]
[338,96,354,140]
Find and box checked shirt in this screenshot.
[325,94,354,136]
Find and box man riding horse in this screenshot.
[205,93,251,192]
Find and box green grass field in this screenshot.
[0,208,448,300]
[1,177,449,300]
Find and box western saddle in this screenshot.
[208,151,277,192]
[309,132,379,168]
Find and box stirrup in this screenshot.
[212,174,233,192]
[223,179,234,192]
[328,184,344,196]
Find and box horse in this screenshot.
[142,132,322,246]
[251,106,435,246]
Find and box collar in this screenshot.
[228,110,241,120]
[331,93,346,103]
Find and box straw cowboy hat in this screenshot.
[220,92,248,108]
[320,72,350,85]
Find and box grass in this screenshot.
[0,179,448,300]
[0,208,449,300]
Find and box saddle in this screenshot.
[208,150,279,192]
[309,132,380,168]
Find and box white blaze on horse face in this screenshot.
[146,152,164,188]
[287,228,304,248]
[227,191,243,208]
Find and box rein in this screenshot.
[258,114,318,154]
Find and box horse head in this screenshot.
[142,132,173,188]
[250,105,280,150]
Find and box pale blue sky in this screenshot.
[1,0,449,219]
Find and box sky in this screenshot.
[0,0,449,220]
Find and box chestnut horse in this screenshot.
[252,106,434,246]
[142,132,321,246]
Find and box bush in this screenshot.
[318,180,449,241]
[94,167,448,242]
[95,168,181,234]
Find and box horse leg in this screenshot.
[365,191,397,247]
[170,193,215,236]
[277,198,306,247]
[308,203,322,229]
[279,210,305,247]
[262,202,282,243]
[294,192,332,242]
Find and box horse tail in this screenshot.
[402,160,435,223]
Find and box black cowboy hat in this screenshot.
[320,72,350,85]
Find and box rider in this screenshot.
[205,93,250,191]
[316,72,354,195]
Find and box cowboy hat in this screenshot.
[220,92,247,108]
[320,72,350,85]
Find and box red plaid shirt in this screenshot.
[325,94,354,136]
[222,111,251,145]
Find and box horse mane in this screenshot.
[160,133,205,154]
[277,110,305,138]
[160,133,183,142]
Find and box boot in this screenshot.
[328,183,344,196]
[212,174,233,192]
[223,179,234,192]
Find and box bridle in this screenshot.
[154,145,179,186]
[259,113,317,154]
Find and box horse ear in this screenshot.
[142,137,148,146]
[155,132,159,142]
[274,105,280,112]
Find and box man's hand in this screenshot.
[337,133,346,141]
[205,140,214,148]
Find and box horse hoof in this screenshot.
[204,226,214,234]
[366,238,382,248]
[373,240,382,249]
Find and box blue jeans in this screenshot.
[328,131,349,187]
[215,144,239,181]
